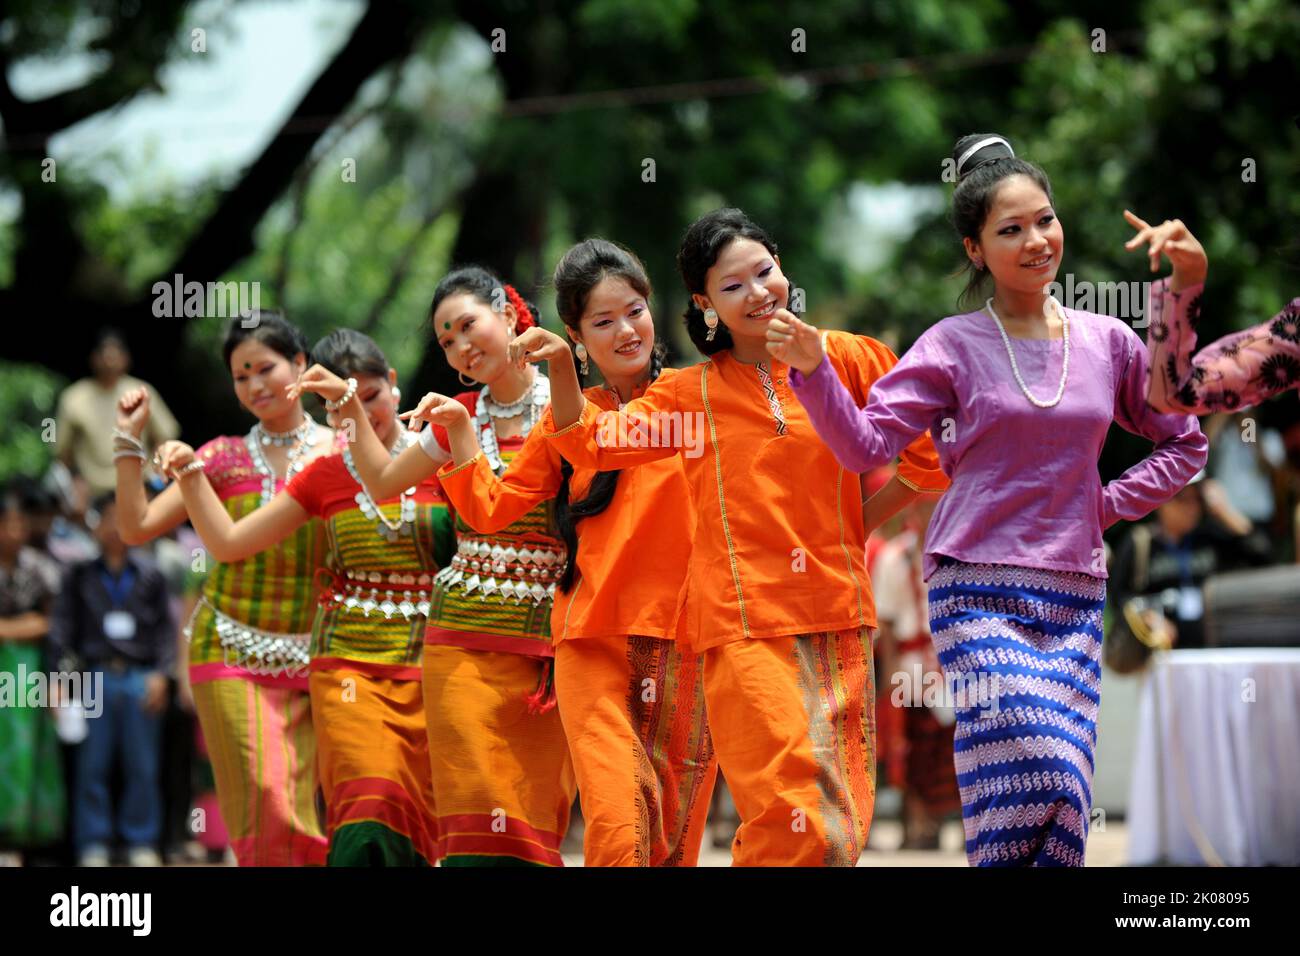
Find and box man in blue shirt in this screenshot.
[48,492,175,866]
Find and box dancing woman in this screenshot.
[767,133,1208,866]
[157,330,454,865]
[392,239,717,866]
[536,209,951,866]
[114,314,334,865]
[1123,211,1300,415]
[298,268,576,866]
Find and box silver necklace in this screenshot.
[247,416,318,503]
[477,374,550,474]
[342,429,417,542]
[985,296,1070,408]
[257,416,314,447]
[480,383,531,419]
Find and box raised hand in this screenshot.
[765,308,827,376]
[1123,209,1207,291]
[399,392,471,431]
[117,387,151,437]
[153,440,197,480]
[508,327,572,369]
[286,363,349,404]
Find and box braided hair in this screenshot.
[550,238,663,593]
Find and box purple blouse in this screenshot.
[790,306,1208,580]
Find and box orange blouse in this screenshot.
[436,384,695,644]
[542,331,950,652]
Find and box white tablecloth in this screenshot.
[1127,648,1300,865]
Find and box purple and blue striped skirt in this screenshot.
[927,560,1106,867]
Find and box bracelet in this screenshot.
[111,428,146,451]
[324,378,358,411]
[175,460,205,478]
[113,449,147,462]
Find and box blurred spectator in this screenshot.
[872,494,960,849]
[1108,474,1273,663]
[0,482,65,865]
[47,492,176,866]
[7,474,96,567]
[54,329,180,498]
[1204,412,1285,532]
[1276,418,1300,563]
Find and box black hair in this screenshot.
[310,329,390,381]
[950,133,1055,309]
[677,207,782,356]
[549,238,665,592]
[220,310,311,369]
[0,481,25,518]
[93,327,128,353]
[428,265,539,339]
[90,489,118,517]
[5,475,55,514]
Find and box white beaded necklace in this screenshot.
[477,374,550,474]
[342,428,417,542]
[984,296,1070,409]
[247,415,318,504]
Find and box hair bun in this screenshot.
[953,133,1016,181]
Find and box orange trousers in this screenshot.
[554,636,717,866]
[702,628,876,866]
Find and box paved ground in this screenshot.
[560,819,1131,867]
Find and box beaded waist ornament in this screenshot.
[433,537,563,605]
[185,596,312,676]
[323,568,436,620]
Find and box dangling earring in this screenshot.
[574,344,589,376]
[972,256,985,271]
[392,386,401,403]
[458,371,475,387]
[703,308,719,342]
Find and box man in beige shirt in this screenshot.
[55,330,180,496]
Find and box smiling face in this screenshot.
[693,237,789,346]
[965,174,1064,300]
[433,292,517,385]
[229,339,306,421]
[569,276,656,381]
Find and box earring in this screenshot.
[973,257,985,271]
[458,371,475,388]
[392,386,401,402]
[574,344,589,376]
[703,308,719,342]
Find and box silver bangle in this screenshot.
[324,378,358,411]
[113,449,147,462]
[176,460,205,478]
[111,429,146,451]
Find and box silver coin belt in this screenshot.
[432,537,564,605]
[328,568,435,620]
[186,597,312,676]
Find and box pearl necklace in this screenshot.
[343,429,417,542]
[247,416,318,504]
[478,374,550,474]
[985,296,1070,409]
